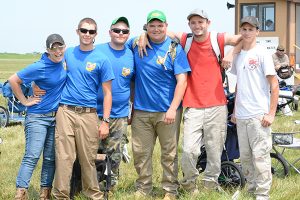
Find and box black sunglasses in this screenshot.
[111,28,130,34]
[277,49,284,52]
[79,28,97,35]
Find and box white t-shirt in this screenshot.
[231,45,276,119]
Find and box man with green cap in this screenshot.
[128,10,191,200]
[69,16,134,196]
[96,16,134,191]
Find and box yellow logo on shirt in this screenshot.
[63,61,67,70]
[86,62,96,72]
[156,56,165,65]
[122,67,131,77]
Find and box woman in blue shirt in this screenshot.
[8,34,67,200]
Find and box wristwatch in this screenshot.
[102,118,110,123]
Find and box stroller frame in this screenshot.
[0,81,32,127]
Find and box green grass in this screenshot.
[0,53,40,83]
[1,53,300,199]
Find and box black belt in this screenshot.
[61,104,96,113]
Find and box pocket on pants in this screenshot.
[88,135,99,160]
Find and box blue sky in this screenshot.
[0,0,235,53]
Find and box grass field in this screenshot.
[1,53,300,199]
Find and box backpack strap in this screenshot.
[169,39,179,64]
[211,31,226,83]
[210,31,221,62]
[180,33,193,54]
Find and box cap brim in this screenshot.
[112,17,130,27]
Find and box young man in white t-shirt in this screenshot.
[231,16,279,200]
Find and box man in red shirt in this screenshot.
[175,9,241,193]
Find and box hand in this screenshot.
[99,122,109,139]
[138,33,152,58]
[230,115,236,124]
[221,56,233,70]
[261,114,274,127]
[22,96,41,106]
[164,108,176,125]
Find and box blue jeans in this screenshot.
[16,113,56,188]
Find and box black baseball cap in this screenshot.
[46,34,65,49]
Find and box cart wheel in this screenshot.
[0,106,9,128]
[271,152,289,178]
[218,161,246,189]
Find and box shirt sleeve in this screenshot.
[173,44,191,75]
[17,62,45,84]
[99,57,115,83]
[263,53,276,76]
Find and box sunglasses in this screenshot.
[79,28,97,35]
[277,49,284,52]
[48,45,65,51]
[111,28,130,34]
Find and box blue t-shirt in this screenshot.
[60,46,115,108]
[17,53,67,114]
[128,36,191,112]
[96,43,134,118]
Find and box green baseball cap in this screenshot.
[147,10,166,23]
[111,16,130,27]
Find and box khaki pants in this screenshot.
[236,117,272,200]
[131,109,182,195]
[180,106,227,191]
[52,106,103,200]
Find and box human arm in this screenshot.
[99,80,112,139]
[8,73,41,106]
[164,73,187,124]
[261,75,279,127]
[128,80,135,125]
[138,30,183,58]
[222,41,243,69]
[230,84,237,124]
[32,82,46,96]
[221,34,243,69]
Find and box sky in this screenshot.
[0,0,235,54]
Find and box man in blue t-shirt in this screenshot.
[128,10,191,199]
[95,16,134,190]
[52,18,114,200]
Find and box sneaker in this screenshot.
[15,188,28,200]
[163,193,177,200]
[203,180,226,194]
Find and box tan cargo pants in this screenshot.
[180,106,227,191]
[131,109,182,195]
[236,117,272,200]
[52,106,103,199]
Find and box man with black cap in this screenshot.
[95,16,134,191]
[128,10,191,200]
[231,16,279,200]
[9,33,67,200]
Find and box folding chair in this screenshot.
[272,132,300,175]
